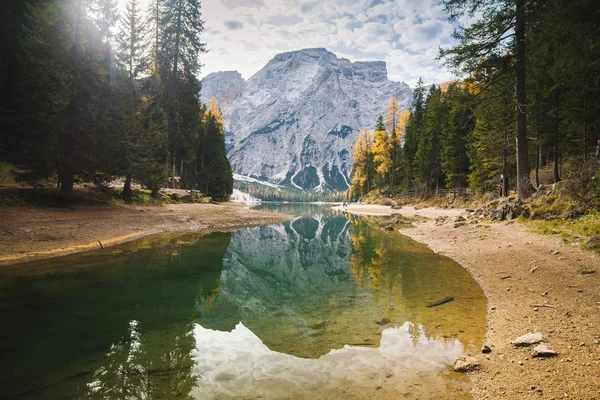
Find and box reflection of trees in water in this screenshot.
[347,214,486,348]
[75,232,231,399]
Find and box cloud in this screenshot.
[265,14,303,26]
[200,0,458,86]
[221,0,265,9]
[224,20,245,30]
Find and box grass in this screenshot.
[0,186,164,208]
[523,213,600,246]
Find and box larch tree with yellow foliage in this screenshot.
[372,116,392,192]
[197,97,233,201]
[384,97,408,194]
[350,127,374,197]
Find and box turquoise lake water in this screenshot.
[0,206,486,399]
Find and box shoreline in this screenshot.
[333,204,600,399]
[0,203,291,266]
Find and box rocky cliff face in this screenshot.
[201,48,412,191]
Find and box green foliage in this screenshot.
[198,112,233,201]
[414,85,445,192]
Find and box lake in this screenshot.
[0,205,486,399]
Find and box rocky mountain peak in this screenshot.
[201,48,412,192]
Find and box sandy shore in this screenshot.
[0,203,290,266]
[334,204,600,400]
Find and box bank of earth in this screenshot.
[0,203,290,266]
[334,204,600,400]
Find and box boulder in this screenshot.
[586,235,600,249]
[454,356,480,372]
[512,332,544,347]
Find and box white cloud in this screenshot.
[117,0,458,86]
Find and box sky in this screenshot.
[118,0,459,87]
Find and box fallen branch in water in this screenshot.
[427,296,454,308]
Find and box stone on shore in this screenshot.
[531,344,558,357]
[512,332,544,347]
[454,356,480,372]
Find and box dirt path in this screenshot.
[335,204,600,400]
[0,203,290,266]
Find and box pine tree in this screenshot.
[115,0,149,198]
[198,100,233,201]
[440,0,531,198]
[159,0,206,181]
[440,83,474,191]
[414,86,446,193]
[384,97,402,194]
[403,78,426,190]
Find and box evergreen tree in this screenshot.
[441,83,474,191]
[115,0,149,198]
[414,85,446,193]
[198,99,233,201]
[384,96,402,194]
[403,78,426,190]
[440,0,532,198]
[159,0,206,182]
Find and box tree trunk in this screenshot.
[515,0,530,199]
[553,88,561,183]
[535,144,540,188]
[583,90,588,160]
[61,166,74,196]
[123,173,132,199]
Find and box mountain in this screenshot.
[201,48,412,191]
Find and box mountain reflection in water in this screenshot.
[0,207,485,400]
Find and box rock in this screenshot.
[512,332,544,347]
[481,345,492,354]
[586,235,600,249]
[454,222,466,228]
[201,49,413,191]
[309,321,327,329]
[375,318,390,325]
[384,224,394,231]
[455,216,466,222]
[580,269,596,275]
[454,356,480,372]
[531,344,558,358]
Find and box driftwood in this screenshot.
[531,303,556,308]
[426,296,454,308]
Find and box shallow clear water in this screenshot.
[0,206,486,399]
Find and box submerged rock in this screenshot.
[454,356,480,372]
[512,332,544,347]
[531,344,558,357]
[375,318,390,326]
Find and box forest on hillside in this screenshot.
[0,0,233,201]
[351,0,600,207]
